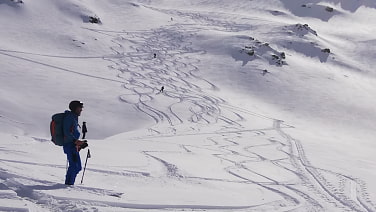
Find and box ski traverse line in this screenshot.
[275,120,374,212]
[0,51,126,84]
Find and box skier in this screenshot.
[159,86,164,93]
[262,69,268,76]
[63,100,88,185]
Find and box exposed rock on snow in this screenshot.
[82,15,102,24]
[235,36,287,66]
[0,0,23,7]
[286,23,318,37]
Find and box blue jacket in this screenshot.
[63,110,80,144]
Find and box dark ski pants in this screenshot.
[63,143,82,185]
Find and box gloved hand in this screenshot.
[75,140,88,152]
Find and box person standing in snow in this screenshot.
[63,100,88,185]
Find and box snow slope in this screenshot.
[0,0,376,211]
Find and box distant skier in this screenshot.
[158,86,164,93]
[153,53,157,58]
[63,100,88,185]
[262,69,268,76]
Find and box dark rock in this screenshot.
[81,15,102,24]
[325,7,334,12]
[247,49,255,56]
[89,16,101,24]
[280,52,286,59]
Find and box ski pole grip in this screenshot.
[82,122,87,133]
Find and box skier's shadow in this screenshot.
[27,183,69,190]
[4,183,69,200]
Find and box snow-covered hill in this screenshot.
[1,0,375,211]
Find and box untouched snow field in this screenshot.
[1,0,376,211]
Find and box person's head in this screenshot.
[69,100,84,116]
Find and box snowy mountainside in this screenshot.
[1,0,376,211]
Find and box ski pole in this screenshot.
[81,149,91,184]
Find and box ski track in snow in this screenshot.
[1,3,375,212]
[100,6,374,211]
